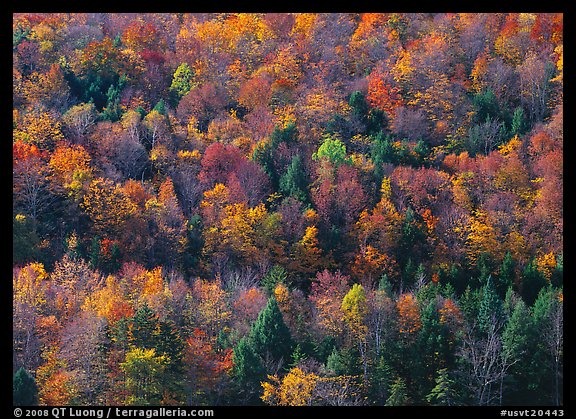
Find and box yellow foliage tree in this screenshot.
[536,252,556,283]
[13,262,48,309]
[288,225,323,276]
[81,178,137,238]
[465,209,500,265]
[261,367,319,406]
[48,143,93,200]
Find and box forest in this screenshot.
[13,13,563,407]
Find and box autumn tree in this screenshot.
[81,177,137,239]
[13,141,53,227]
[120,348,168,406]
[341,284,369,381]
[184,329,232,405]
[261,367,319,406]
[62,102,97,143]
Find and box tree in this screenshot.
[120,348,168,406]
[500,293,530,405]
[261,367,319,406]
[170,62,195,103]
[13,367,39,406]
[13,141,53,227]
[312,134,348,167]
[16,110,65,151]
[367,67,403,119]
[496,252,515,298]
[521,258,547,306]
[62,102,97,142]
[288,225,324,279]
[396,293,422,336]
[531,287,563,405]
[385,377,409,406]
[250,296,293,367]
[81,177,137,238]
[310,270,350,337]
[48,143,93,202]
[143,109,169,149]
[426,368,461,406]
[262,265,288,295]
[184,329,232,405]
[341,284,369,381]
[231,335,266,404]
[279,154,309,204]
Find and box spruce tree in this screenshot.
[385,377,409,406]
[497,252,516,298]
[279,154,309,204]
[477,276,503,335]
[13,367,38,406]
[250,296,293,364]
[231,335,265,404]
[426,368,461,406]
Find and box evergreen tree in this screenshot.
[153,99,167,116]
[261,265,288,295]
[500,294,530,404]
[426,368,461,406]
[13,367,38,406]
[521,258,547,306]
[371,132,395,182]
[476,252,492,288]
[250,296,294,364]
[510,106,528,136]
[411,299,451,401]
[325,346,361,376]
[367,356,394,405]
[130,304,159,349]
[550,254,563,288]
[385,377,409,406]
[497,252,516,298]
[477,276,503,335]
[289,344,307,368]
[349,91,369,123]
[279,155,309,204]
[231,335,266,404]
[378,273,393,295]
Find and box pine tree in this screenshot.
[426,368,461,406]
[477,276,503,335]
[130,304,159,349]
[13,367,38,406]
[521,258,547,306]
[511,107,527,136]
[367,356,394,405]
[231,335,265,404]
[500,295,530,404]
[279,154,309,204]
[497,252,516,298]
[386,377,409,406]
[261,265,288,295]
[325,346,361,376]
[250,296,294,364]
[289,344,307,368]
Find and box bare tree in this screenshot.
[62,102,97,144]
[544,298,563,405]
[459,315,519,405]
[59,311,109,405]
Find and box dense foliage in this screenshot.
[13,13,562,406]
